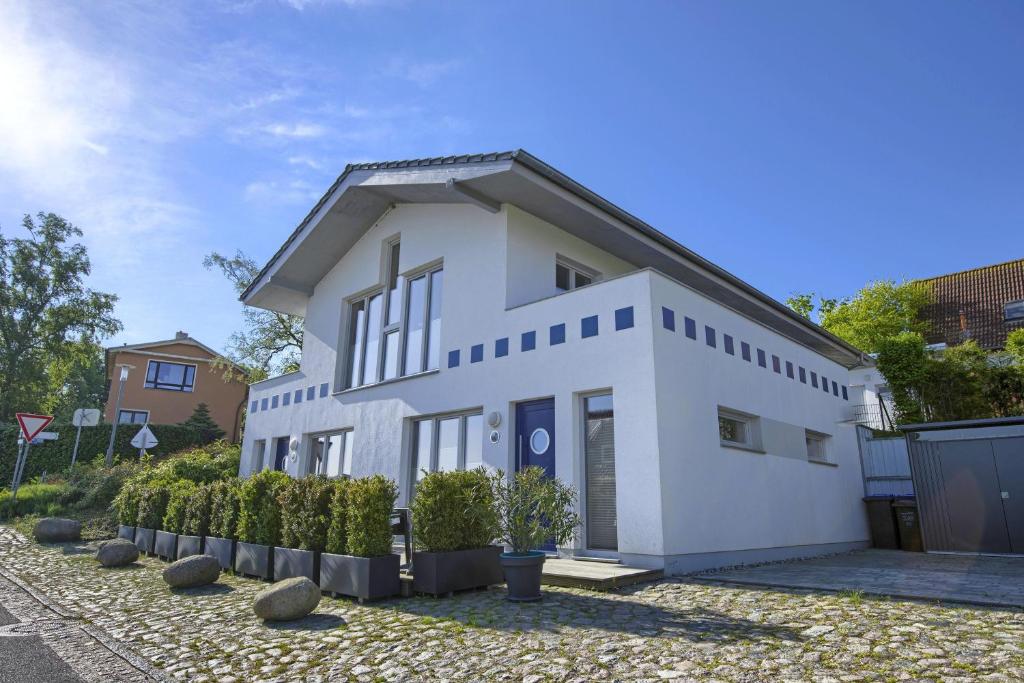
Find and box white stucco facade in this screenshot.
[239,152,871,574]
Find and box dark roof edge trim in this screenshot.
[899,415,1024,431]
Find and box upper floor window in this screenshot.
[1005,299,1024,321]
[145,360,195,392]
[555,257,597,293]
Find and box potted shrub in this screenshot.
[157,482,194,560]
[113,481,142,541]
[320,475,400,601]
[492,467,580,602]
[410,468,503,596]
[204,480,240,571]
[177,484,212,559]
[275,475,332,582]
[133,483,171,555]
[235,470,289,580]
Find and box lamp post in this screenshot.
[105,364,133,466]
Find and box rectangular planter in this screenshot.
[134,527,155,555]
[118,525,135,541]
[204,536,236,572]
[412,546,504,596]
[176,534,204,560]
[235,541,274,580]
[320,553,400,601]
[154,530,178,561]
[274,547,319,583]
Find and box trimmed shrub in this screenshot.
[236,469,290,546]
[113,480,145,525]
[157,442,240,484]
[278,475,333,551]
[162,482,196,533]
[0,484,70,520]
[136,483,172,530]
[61,460,142,513]
[411,468,498,552]
[324,479,350,555]
[182,484,214,537]
[346,475,397,558]
[208,480,241,539]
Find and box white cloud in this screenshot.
[385,58,461,87]
[288,155,325,170]
[244,178,322,204]
[260,122,328,138]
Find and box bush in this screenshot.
[112,480,144,526]
[155,442,240,484]
[208,480,241,539]
[0,483,70,520]
[182,484,214,537]
[324,479,350,555]
[491,467,580,555]
[60,458,143,513]
[236,469,290,546]
[345,475,397,558]
[162,482,196,534]
[411,468,498,552]
[136,483,172,530]
[279,475,333,551]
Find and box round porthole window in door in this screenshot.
[529,427,550,455]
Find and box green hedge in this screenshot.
[0,423,203,483]
[162,482,197,534]
[236,470,290,546]
[208,480,241,539]
[410,468,498,552]
[182,484,214,537]
[345,475,397,558]
[136,483,172,530]
[324,479,350,555]
[279,475,333,552]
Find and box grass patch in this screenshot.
[838,589,865,605]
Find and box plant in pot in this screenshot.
[275,475,332,582]
[112,481,142,541]
[410,468,502,596]
[157,482,195,560]
[133,483,172,556]
[320,475,400,601]
[204,479,240,571]
[177,483,212,559]
[491,467,581,602]
[235,469,289,580]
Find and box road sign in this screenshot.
[30,432,58,445]
[16,413,53,442]
[72,409,101,427]
[130,425,158,450]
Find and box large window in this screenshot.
[145,360,196,392]
[118,409,149,425]
[411,411,483,484]
[310,430,354,477]
[346,240,443,388]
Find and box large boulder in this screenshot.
[33,518,81,543]
[162,554,221,588]
[96,539,139,567]
[252,577,320,621]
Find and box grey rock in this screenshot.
[162,554,221,588]
[252,577,320,621]
[32,518,81,543]
[96,538,139,567]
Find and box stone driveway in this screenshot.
[699,549,1024,608]
[1,527,1023,681]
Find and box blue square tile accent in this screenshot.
[799,367,807,384]
[684,317,697,340]
[271,395,279,409]
[320,383,329,398]
[307,386,315,401]
[822,376,829,393]
[662,307,675,331]
[741,342,751,362]
[724,334,734,355]
[521,331,536,352]
[283,392,291,406]
[495,337,509,358]
[772,355,781,374]
[581,315,599,338]
[811,372,818,388]
[471,344,484,363]
[260,397,268,411]
[786,361,794,379]
[615,306,634,330]
[842,385,849,400]
[448,349,460,368]
[832,381,839,396]
[757,349,767,368]
[294,389,303,403]
[704,325,716,348]
[550,323,566,345]
[250,400,258,413]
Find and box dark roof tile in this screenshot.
[918,258,1024,349]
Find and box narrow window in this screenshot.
[252,440,267,471]
[425,269,443,370]
[413,420,433,482]
[584,393,617,551]
[404,274,427,374]
[361,294,382,386]
[385,241,402,325]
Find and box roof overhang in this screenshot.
[243,150,870,368]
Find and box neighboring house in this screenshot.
[239,150,873,574]
[103,332,248,441]
[918,258,1024,350]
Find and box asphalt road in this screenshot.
[0,603,83,683]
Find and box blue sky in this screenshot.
[1,1,1021,354]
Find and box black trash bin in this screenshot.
[893,498,923,552]
[863,497,900,549]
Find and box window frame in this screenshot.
[144,359,197,392]
[805,429,832,464]
[308,429,354,478]
[717,407,762,452]
[555,256,600,293]
[252,439,267,471]
[1005,299,1024,322]
[117,409,149,425]
[409,409,483,494]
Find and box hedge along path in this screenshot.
[0,424,204,482]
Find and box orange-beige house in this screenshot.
[103,332,248,441]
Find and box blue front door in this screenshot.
[516,398,556,550]
[273,437,289,471]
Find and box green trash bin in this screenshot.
[893,498,923,552]
[863,497,900,549]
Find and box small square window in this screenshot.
[785,361,794,379]
[662,307,676,331]
[495,337,509,358]
[271,395,279,409]
[684,317,697,340]
[705,326,716,348]
[832,380,839,397]
[320,383,329,398]
[250,400,258,413]
[718,407,760,451]
[521,331,536,352]
[799,367,807,384]
[448,350,460,368]
[261,398,268,411]
[772,355,781,374]
[842,385,849,400]
[615,307,634,331]
[307,386,316,401]
[724,334,734,355]
[757,349,767,368]
[581,315,599,338]
[294,389,303,403]
[806,430,830,463]
[811,372,818,388]
[550,323,566,345]
[822,376,830,393]
[283,392,291,406]
[741,342,751,362]
[471,344,484,363]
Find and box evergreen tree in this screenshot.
[180,402,226,443]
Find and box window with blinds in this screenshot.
[584,393,617,551]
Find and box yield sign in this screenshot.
[16,413,54,442]
[131,425,158,449]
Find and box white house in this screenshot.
[239,150,873,574]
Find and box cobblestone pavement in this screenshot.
[1,526,1023,682]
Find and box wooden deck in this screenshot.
[541,558,663,590]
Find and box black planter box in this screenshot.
[176,534,204,560]
[320,553,400,601]
[204,537,236,571]
[134,527,155,555]
[235,541,274,580]
[413,546,504,596]
[118,525,135,541]
[154,531,178,561]
[274,547,319,583]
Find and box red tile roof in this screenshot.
[918,258,1024,350]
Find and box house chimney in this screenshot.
[175,331,189,340]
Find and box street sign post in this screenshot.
[131,424,158,457]
[11,413,54,501]
[70,408,101,468]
